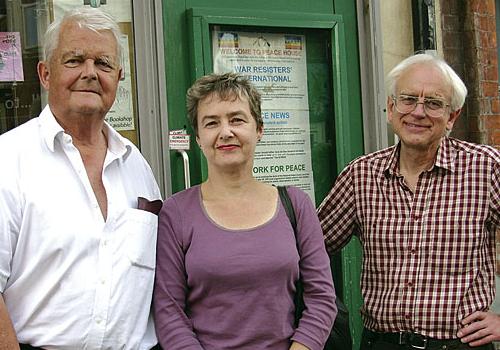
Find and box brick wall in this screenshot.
[440,0,500,148]
[497,229,500,272]
[440,0,500,276]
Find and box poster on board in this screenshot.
[52,0,132,22]
[105,35,135,131]
[213,31,315,202]
[0,32,24,82]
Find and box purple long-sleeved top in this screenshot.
[154,185,336,350]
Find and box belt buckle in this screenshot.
[409,333,428,350]
[398,332,406,345]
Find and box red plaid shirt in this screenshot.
[318,137,500,339]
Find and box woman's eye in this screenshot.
[204,121,217,127]
[231,117,244,124]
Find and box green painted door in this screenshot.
[162,1,364,348]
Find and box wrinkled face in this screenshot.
[196,93,263,172]
[37,21,122,120]
[387,64,460,153]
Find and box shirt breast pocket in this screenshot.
[125,208,158,270]
[428,224,483,274]
[362,217,404,273]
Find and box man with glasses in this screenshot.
[318,53,499,349]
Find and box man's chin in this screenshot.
[72,104,108,118]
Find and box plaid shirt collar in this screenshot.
[383,136,457,177]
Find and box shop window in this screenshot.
[411,0,437,53]
[0,0,40,134]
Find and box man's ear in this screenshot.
[37,61,50,90]
[386,96,394,123]
[446,108,462,131]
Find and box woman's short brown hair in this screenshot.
[186,72,263,135]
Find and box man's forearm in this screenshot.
[0,295,19,349]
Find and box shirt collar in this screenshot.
[39,105,132,159]
[39,105,64,152]
[432,136,456,172]
[102,122,132,159]
[383,144,401,176]
[383,136,457,177]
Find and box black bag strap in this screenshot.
[278,186,353,350]
[277,185,305,327]
[277,186,298,239]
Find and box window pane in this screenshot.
[0,0,42,134]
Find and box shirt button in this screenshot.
[407,281,413,287]
[413,214,420,221]
[410,248,416,254]
[405,314,411,320]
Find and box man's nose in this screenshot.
[81,59,97,80]
[412,98,426,118]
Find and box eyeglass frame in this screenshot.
[391,94,451,118]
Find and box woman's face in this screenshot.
[196,93,263,173]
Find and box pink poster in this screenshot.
[0,32,24,82]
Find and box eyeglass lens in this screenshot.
[395,95,447,117]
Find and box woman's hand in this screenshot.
[289,341,310,350]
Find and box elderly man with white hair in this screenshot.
[0,7,161,349]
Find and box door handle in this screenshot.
[177,150,191,189]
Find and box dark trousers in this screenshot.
[360,328,495,350]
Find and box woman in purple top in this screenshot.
[153,73,336,350]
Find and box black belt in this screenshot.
[19,345,44,350]
[364,329,463,349]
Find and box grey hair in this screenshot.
[43,7,122,65]
[186,72,263,135]
[386,53,467,111]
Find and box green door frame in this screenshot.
[187,6,355,181]
[187,7,364,348]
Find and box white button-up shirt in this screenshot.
[0,106,161,349]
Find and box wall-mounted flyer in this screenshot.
[213,31,315,202]
[105,35,135,131]
[0,32,24,82]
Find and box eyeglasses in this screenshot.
[392,94,450,118]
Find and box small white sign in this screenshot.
[169,130,190,150]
